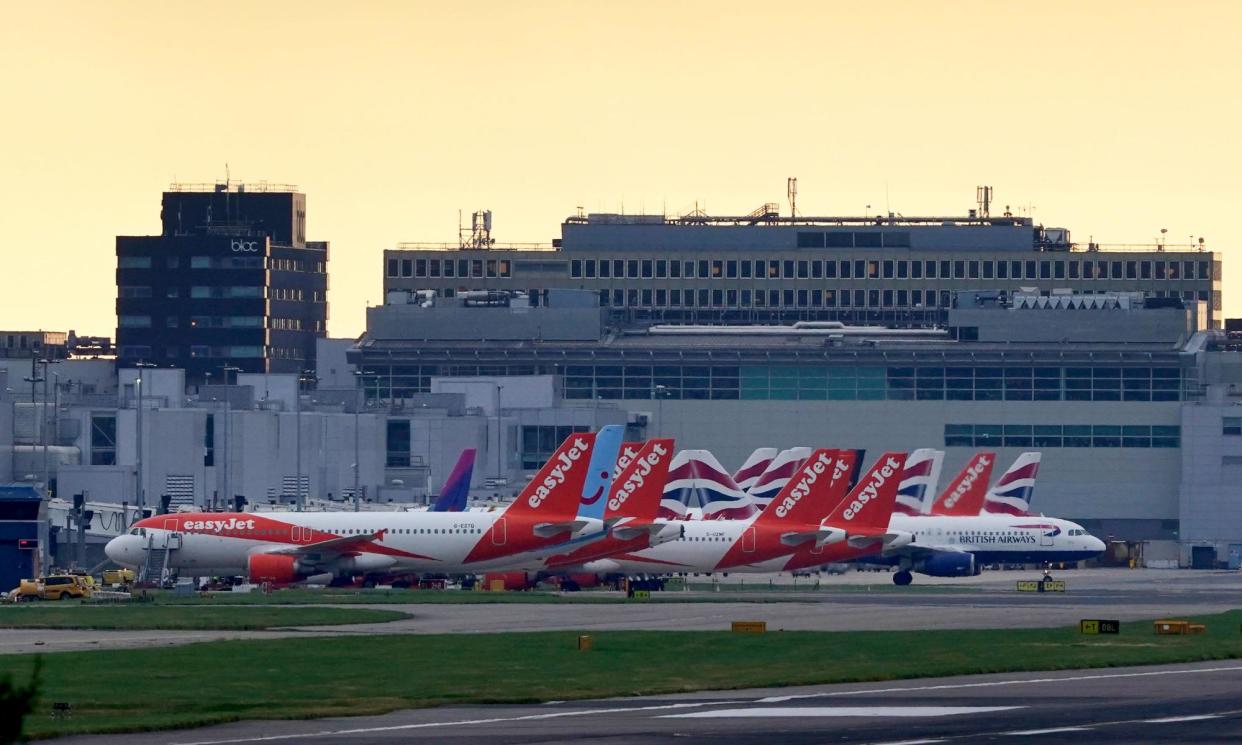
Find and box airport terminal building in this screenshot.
[357,205,1239,567]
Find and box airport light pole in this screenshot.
[219,365,241,507]
[134,362,156,514]
[494,384,504,481]
[653,384,668,438]
[23,357,45,494]
[294,370,317,512]
[352,370,377,512]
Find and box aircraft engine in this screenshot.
[913,551,978,577]
[247,553,303,584]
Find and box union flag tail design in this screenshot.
[429,449,476,512]
[930,452,995,516]
[894,448,943,515]
[733,448,779,492]
[826,451,906,530]
[748,447,813,505]
[984,452,1041,515]
[660,449,757,520]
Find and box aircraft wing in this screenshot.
[882,541,971,559]
[262,530,388,557]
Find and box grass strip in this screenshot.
[2,610,1240,738]
[0,605,407,630]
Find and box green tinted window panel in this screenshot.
[1004,425,1033,435]
[826,368,859,380]
[1151,426,1181,437]
[856,367,886,380]
[1152,437,1180,448]
[1122,437,1151,448]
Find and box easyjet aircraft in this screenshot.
[600,451,905,576]
[105,432,604,584]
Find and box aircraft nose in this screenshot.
[106,535,139,567]
[1088,536,1106,553]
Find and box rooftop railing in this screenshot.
[167,182,300,193]
[393,242,556,251]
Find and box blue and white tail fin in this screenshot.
[895,448,943,515]
[577,425,625,522]
[984,451,1041,516]
[429,449,476,512]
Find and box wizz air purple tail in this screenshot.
[747,447,813,505]
[660,449,758,520]
[984,452,1041,515]
[895,448,944,515]
[429,449,476,512]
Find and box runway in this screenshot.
[2,568,1238,655]
[56,659,1242,744]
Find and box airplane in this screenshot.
[893,448,945,516]
[713,449,856,571]
[983,452,1041,515]
[105,431,606,584]
[746,447,812,506]
[600,451,904,576]
[659,450,758,520]
[926,451,995,516]
[428,449,477,512]
[732,448,779,492]
[881,511,1105,585]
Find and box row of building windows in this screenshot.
[944,423,1180,448]
[189,256,265,270]
[796,231,911,248]
[351,363,1185,403]
[190,286,266,299]
[563,257,1218,283]
[596,287,1211,310]
[385,257,513,279]
[520,425,591,469]
[561,365,1186,402]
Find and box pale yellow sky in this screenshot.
[1,1,1238,337]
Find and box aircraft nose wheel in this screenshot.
[893,570,913,586]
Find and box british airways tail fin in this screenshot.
[733,448,779,492]
[930,452,995,516]
[577,425,624,521]
[748,447,813,505]
[984,451,1041,515]
[429,448,476,512]
[502,432,596,522]
[660,449,757,520]
[895,448,944,516]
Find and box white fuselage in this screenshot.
[887,513,1105,561]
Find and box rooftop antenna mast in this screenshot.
[976,185,992,219]
[787,177,798,219]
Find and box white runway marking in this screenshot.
[1143,714,1222,723]
[663,706,1020,719]
[867,740,947,745]
[1001,726,1093,735]
[175,702,718,745]
[757,663,1242,702]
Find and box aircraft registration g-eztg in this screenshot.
[105,431,629,583]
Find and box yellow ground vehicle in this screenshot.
[102,568,135,588]
[6,574,93,601]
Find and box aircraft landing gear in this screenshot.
[893,570,913,586]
